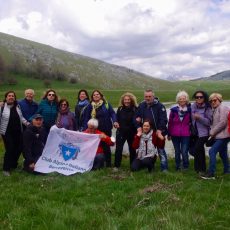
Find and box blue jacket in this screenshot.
[136,98,168,135]
[83,102,117,132]
[18,98,38,121]
[37,99,58,128]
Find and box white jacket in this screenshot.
[0,103,28,135]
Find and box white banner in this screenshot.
[35,126,100,175]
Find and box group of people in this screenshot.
[0,88,229,179]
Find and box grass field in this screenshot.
[0,75,230,110]
[0,76,230,229]
[0,142,230,229]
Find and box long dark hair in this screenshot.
[77,89,89,102]
[42,89,59,104]
[90,89,106,103]
[4,90,18,106]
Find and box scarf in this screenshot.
[91,100,104,118]
[137,130,157,159]
[78,99,89,107]
[178,105,188,121]
[56,108,74,130]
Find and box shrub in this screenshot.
[43,79,51,88]
[69,77,77,84]
[7,77,18,85]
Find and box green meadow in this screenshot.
[0,75,230,109]
[0,151,230,229]
[0,76,230,229]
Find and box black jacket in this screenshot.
[117,106,137,134]
[23,125,46,165]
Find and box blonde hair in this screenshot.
[118,92,138,107]
[176,90,189,103]
[209,93,223,102]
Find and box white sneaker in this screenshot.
[112,167,119,172]
[3,171,10,176]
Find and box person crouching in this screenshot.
[131,120,165,172]
[84,118,115,170]
[23,114,46,173]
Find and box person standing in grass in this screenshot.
[0,91,29,176]
[18,88,38,123]
[84,118,115,170]
[23,114,46,173]
[75,89,90,131]
[191,90,212,174]
[168,91,191,171]
[201,93,230,179]
[131,120,164,172]
[135,89,168,172]
[37,89,59,137]
[56,99,76,130]
[83,90,119,167]
[114,92,138,170]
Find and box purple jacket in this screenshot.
[168,106,190,137]
[191,103,212,137]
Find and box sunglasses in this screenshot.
[195,96,204,99]
[210,99,218,103]
[61,103,67,106]
[48,93,55,96]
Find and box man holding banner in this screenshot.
[35,123,101,175]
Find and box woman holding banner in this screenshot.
[84,118,115,170]
[84,90,119,167]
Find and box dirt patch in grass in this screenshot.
[140,181,183,194]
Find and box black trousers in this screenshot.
[194,136,208,172]
[101,130,112,167]
[92,154,105,170]
[114,130,136,168]
[131,156,157,172]
[2,131,23,171]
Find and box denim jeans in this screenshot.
[157,148,168,171]
[171,136,190,170]
[208,138,230,174]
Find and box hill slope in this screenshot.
[192,70,230,81]
[0,32,174,89]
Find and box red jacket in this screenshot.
[132,131,165,150]
[84,129,114,155]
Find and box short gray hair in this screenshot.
[25,89,35,95]
[176,90,189,103]
[87,118,99,128]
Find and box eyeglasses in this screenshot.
[48,93,55,97]
[210,99,218,103]
[61,103,67,106]
[195,96,204,99]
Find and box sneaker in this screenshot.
[112,167,119,172]
[3,171,10,176]
[200,172,215,180]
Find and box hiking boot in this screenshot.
[200,172,215,180]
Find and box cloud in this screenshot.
[0,0,230,79]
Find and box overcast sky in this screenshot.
[0,0,230,80]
